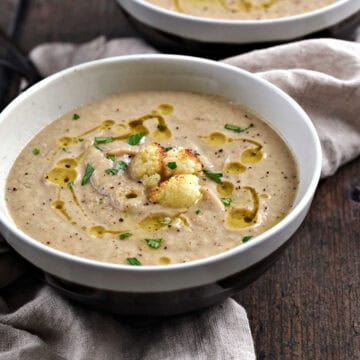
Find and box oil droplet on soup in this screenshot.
[47,167,77,186]
[200,132,227,146]
[241,148,264,164]
[224,162,246,174]
[51,200,74,223]
[157,104,174,115]
[139,213,174,232]
[217,181,234,196]
[159,256,171,265]
[88,226,125,238]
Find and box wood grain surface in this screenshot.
[1,1,359,358]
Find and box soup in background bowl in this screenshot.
[146,0,337,20]
[0,55,321,315]
[117,0,360,45]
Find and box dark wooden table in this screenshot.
[1,1,359,358]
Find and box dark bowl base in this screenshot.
[39,237,292,316]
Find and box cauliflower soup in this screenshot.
[6,91,298,266]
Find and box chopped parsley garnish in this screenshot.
[128,132,145,145]
[195,209,201,215]
[95,136,113,144]
[67,181,75,188]
[94,144,102,151]
[81,164,95,185]
[145,238,162,249]
[159,218,172,225]
[167,162,177,170]
[32,148,40,155]
[221,198,232,206]
[203,170,223,183]
[117,161,128,170]
[105,160,128,176]
[105,168,119,176]
[242,235,253,243]
[127,257,142,266]
[106,154,116,162]
[119,232,132,240]
[78,138,84,142]
[72,113,80,120]
[224,124,253,133]
[165,147,173,152]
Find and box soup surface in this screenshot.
[146,0,336,20]
[6,91,298,266]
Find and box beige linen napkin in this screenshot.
[1,36,360,360]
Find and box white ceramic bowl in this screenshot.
[0,55,321,315]
[117,0,360,44]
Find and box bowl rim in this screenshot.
[131,0,351,25]
[0,54,322,275]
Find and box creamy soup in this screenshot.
[6,91,298,266]
[146,0,336,20]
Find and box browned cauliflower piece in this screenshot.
[149,174,202,208]
[129,143,164,180]
[163,147,202,178]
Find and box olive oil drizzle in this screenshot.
[199,132,264,165]
[226,186,259,229]
[88,225,128,238]
[55,104,173,151]
[51,200,76,224]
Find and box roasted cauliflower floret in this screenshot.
[129,143,164,180]
[149,174,202,208]
[142,173,161,188]
[163,147,202,178]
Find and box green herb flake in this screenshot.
[94,144,102,151]
[106,154,116,162]
[65,128,70,132]
[167,162,177,170]
[105,160,128,176]
[157,124,167,131]
[128,132,145,146]
[224,123,253,133]
[159,218,172,225]
[78,138,85,142]
[32,148,40,155]
[67,181,75,188]
[95,136,113,144]
[73,113,80,120]
[127,257,142,266]
[105,168,119,176]
[81,164,95,186]
[221,198,232,206]
[117,161,128,170]
[203,170,223,183]
[165,147,173,152]
[145,238,162,249]
[119,232,132,240]
[195,209,201,215]
[242,235,253,243]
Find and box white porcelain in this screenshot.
[0,55,321,293]
[117,0,360,44]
